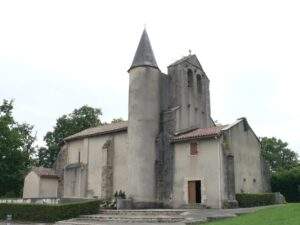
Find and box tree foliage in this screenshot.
[111,118,124,124]
[0,100,36,197]
[260,137,298,173]
[38,105,102,167]
[271,165,300,202]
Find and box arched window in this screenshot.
[187,69,193,87]
[197,74,202,93]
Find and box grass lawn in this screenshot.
[203,203,300,225]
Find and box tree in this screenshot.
[111,117,124,123]
[0,99,36,197]
[260,137,299,173]
[271,165,300,202]
[38,105,102,167]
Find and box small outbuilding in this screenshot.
[23,167,59,199]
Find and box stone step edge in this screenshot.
[56,218,184,224]
[78,217,184,222]
[56,218,209,225]
[57,222,187,225]
[99,209,187,214]
[81,215,185,219]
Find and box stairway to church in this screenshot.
[55,209,202,224]
[55,205,268,225]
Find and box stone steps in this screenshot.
[57,220,187,225]
[57,217,185,224]
[79,213,185,223]
[55,209,189,224]
[99,209,186,216]
[181,203,207,209]
[55,208,244,225]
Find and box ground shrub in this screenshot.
[0,200,100,222]
[236,193,276,207]
[271,166,300,202]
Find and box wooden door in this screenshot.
[188,181,196,204]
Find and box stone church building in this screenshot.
[23,29,270,208]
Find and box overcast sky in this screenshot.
[0,0,299,155]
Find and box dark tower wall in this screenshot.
[128,66,161,206]
[127,29,161,207]
[156,55,214,206]
[167,55,213,132]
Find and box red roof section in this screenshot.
[33,167,59,178]
[171,126,225,142]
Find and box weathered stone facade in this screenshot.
[101,138,114,199]
[23,29,270,208]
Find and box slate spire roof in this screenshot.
[129,29,159,71]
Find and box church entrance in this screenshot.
[188,180,201,204]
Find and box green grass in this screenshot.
[203,204,300,225]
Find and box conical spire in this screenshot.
[129,29,159,71]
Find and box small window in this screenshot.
[187,69,193,87]
[196,74,202,93]
[190,142,198,155]
[78,151,81,163]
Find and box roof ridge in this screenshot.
[64,121,128,142]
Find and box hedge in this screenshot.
[236,193,276,207]
[0,200,100,222]
[271,166,300,202]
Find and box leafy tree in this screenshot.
[0,99,36,197]
[261,137,298,173]
[111,118,124,123]
[271,165,300,202]
[38,105,102,167]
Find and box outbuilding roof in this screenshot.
[64,121,128,142]
[171,125,225,143]
[32,167,59,178]
[171,118,258,143]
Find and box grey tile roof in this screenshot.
[129,29,159,71]
[64,121,128,142]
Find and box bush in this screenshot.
[236,193,276,207]
[0,200,100,222]
[114,190,126,199]
[271,166,300,202]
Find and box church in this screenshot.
[23,29,270,208]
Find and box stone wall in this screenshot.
[156,56,214,206]
[172,139,222,208]
[167,56,213,132]
[54,144,68,197]
[23,171,40,198]
[101,138,114,199]
[225,120,265,194]
[127,66,161,204]
[39,177,59,198]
